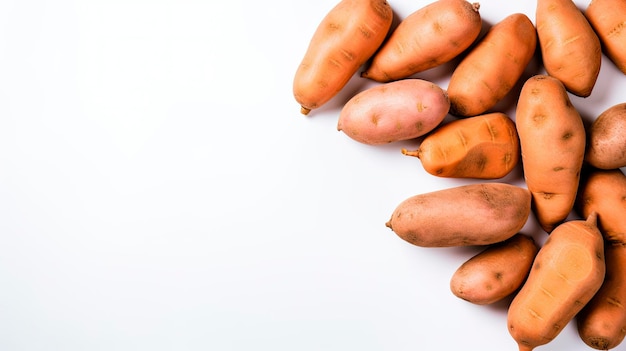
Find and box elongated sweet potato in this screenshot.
[293,0,393,115]
[585,0,626,74]
[536,0,602,97]
[515,75,586,233]
[385,182,531,247]
[401,112,519,179]
[507,213,606,351]
[361,0,481,82]
[577,243,626,350]
[574,168,626,349]
[447,13,537,117]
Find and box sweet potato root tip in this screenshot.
[401,148,420,157]
[472,2,480,11]
[517,345,533,351]
[301,106,312,115]
[587,211,598,227]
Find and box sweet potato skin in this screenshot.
[361,0,482,82]
[585,103,626,170]
[450,234,538,305]
[515,75,586,233]
[293,0,393,115]
[507,214,606,351]
[385,183,531,247]
[337,79,450,145]
[447,13,537,117]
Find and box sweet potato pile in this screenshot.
[293,0,626,350]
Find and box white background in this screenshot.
[0,0,625,350]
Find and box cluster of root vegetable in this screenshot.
[292,0,626,350]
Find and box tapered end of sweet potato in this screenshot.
[300,106,311,115]
[517,344,534,351]
[586,211,598,227]
[401,148,421,158]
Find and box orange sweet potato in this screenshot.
[361,0,481,82]
[507,214,606,351]
[293,0,393,115]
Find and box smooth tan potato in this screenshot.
[361,0,482,82]
[447,13,537,117]
[585,103,626,170]
[337,79,450,145]
[385,183,531,247]
[450,234,538,305]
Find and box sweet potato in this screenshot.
[577,243,626,350]
[574,169,626,350]
[585,103,626,170]
[447,13,537,117]
[576,168,626,245]
[337,79,449,145]
[515,75,586,233]
[361,0,481,83]
[385,183,531,247]
[585,0,626,74]
[450,234,538,305]
[293,0,393,115]
[536,0,602,97]
[507,213,606,351]
[401,112,519,179]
